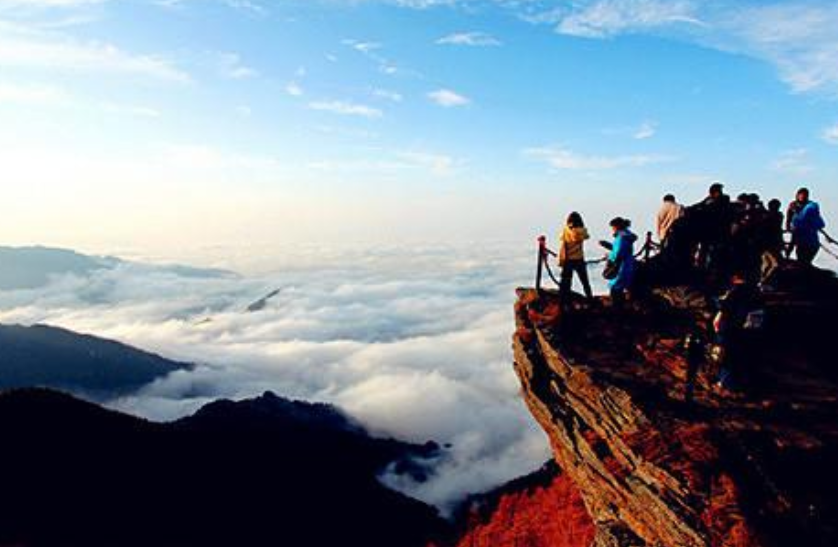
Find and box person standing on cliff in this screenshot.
[760,199,785,283]
[656,194,684,246]
[789,188,826,265]
[559,212,594,303]
[690,182,732,275]
[713,271,761,392]
[605,217,637,309]
[785,188,808,258]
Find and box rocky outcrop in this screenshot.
[498,266,838,547]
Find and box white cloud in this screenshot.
[343,39,381,54]
[372,88,402,102]
[221,0,266,14]
[342,38,403,76]
[772,148,814,176]
[437,31,501,47]
[101,102,160,117]
[307,149,458,177]
[428,88,470,107]
[0,244,555,511]
[153,0,266,13]
[511,1,838,96]
[0,81,69,105]
[0,0,107,8]
[525,145,671,170]
[555,0,702,38]
[0,25,189,82]
[286,81,304,96]
[823,123,838,145]
[716,3,838,95]
[218,51,257,79]
[397,151,456,175]
[308,100,383,118]
[634,120,656,139]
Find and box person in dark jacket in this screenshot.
[690,182,733,274]
[761,199,784,282]
[713,272,761,391]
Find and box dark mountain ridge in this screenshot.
[0,388,447,547]
[0,323,191,396]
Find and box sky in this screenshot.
[1,0,837,264]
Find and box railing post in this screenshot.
[536,235,546,291]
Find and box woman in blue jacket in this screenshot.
[607,217,638,308]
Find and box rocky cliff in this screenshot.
[455,264,838,547]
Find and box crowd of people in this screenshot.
[554,184,831,394]
[556,183,829,307]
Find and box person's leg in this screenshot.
[797,243,819,265]
[575,261,594,300]
[560,263,573,299]
[610,287,625,309]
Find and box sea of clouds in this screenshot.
[0,242,612,511]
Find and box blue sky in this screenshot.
[1,0,837,261]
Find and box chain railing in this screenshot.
[535,231,660,291]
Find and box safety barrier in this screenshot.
[535,231,660,291]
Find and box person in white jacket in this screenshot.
[656,194,685,244]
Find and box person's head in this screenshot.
[768,198,781,212]
[609,217,631,235]
[663,194,676,203]
[737,192,749,204]
[566,211,584,228]
[796,187,810,203]
[709,182,724,198]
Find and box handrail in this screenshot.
[535,231,661,291]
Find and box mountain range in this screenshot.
[0,388,448,547]
[0,323,190,396]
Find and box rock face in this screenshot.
[486,264,838,547]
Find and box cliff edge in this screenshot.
[477,264,838,547]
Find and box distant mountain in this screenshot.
[0,389,448,547]
[0,324,190,396]
[246,288,281,312]
[0,246,237,291]
[0,246,113,290]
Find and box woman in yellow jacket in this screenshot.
[559,211,593,301]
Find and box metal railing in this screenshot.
[535,231,660,291]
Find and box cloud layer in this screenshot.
[0,244,591,510]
